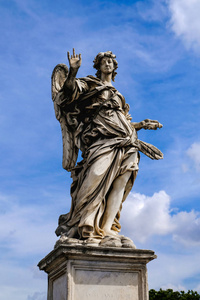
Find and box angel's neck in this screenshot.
[101,73,113,86]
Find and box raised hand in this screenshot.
[67,48,82,70]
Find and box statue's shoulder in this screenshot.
[86,75,101,81]
[79,75,102,85]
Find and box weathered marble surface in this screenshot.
[38,244,156,300]
[51,49,163,246]
[54,235,136,249]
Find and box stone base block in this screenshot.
[38,244,156,300]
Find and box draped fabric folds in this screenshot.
[55,76,139,239]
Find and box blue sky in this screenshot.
[1,0,200,299]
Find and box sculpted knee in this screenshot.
[112,174,130,191]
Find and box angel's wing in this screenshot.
[51,64,78,171]
[51,63,69,102]
[59,115,79,171]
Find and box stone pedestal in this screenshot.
[38,244,156,300]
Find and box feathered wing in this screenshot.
[138,140,163,160]
[51,64,78,171]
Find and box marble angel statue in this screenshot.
[51,49,163,248]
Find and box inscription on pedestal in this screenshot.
[74,269,138,300]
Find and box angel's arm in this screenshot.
[63,48,82,94]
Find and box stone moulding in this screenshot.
[38,245,156,300]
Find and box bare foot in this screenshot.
[103,228,121,239]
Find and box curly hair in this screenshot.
[93,51,118,82]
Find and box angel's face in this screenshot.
[100,57,114,75]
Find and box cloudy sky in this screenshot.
[1,0,200,299]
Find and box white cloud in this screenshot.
[0,260,47,300]
[121,190,200,246]
[137,0,167,23]
[187,142,200,171]
[0,195,57,256]
[0,194,52,300]
[168,0,200,52]
[121,191,174,242]
[1,190,200,297]
[172,210,200,246]
[148,251,200,291]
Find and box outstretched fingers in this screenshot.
[67,51,70,61]
[141,119,163,130]
[149,120,163,129]
[67,48,82,68]
[68,48,81,60]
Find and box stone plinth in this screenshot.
[38,244,156,300]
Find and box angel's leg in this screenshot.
[101,152,138,237]
[101,171,131,237]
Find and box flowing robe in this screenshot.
[56,76,140,239]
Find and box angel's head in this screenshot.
[93,51,118,81]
